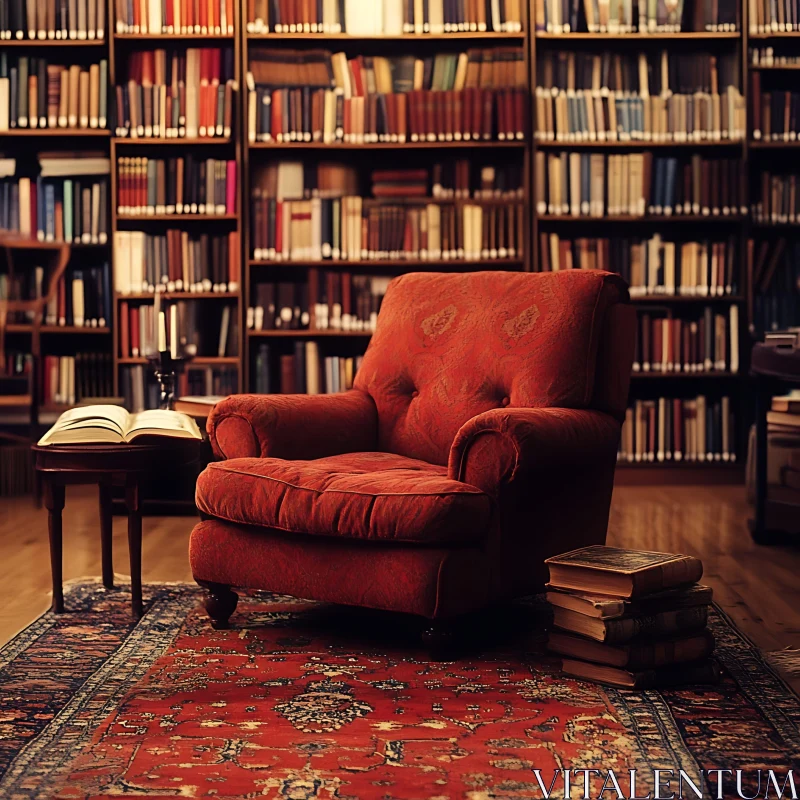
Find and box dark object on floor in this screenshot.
[0,581,796,800]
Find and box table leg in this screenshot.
[125,479,143,618]
[99,482,114,589]
[44,480,65,613]
[753,382,770,543]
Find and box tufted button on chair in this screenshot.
[189,271,636,648]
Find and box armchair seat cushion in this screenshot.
[196,452,491,546]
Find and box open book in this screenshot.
[38,405,203,446]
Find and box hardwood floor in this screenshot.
[1,483,799,687]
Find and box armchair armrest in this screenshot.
[448,407,621,496]
[208,391,378,461]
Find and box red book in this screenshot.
[130,305,140,357]
[228,231,240,286]
[425,91,435,141]
[673,398,683,457]
[471,87,482,140]
[349,57,365,97]
[482,89,493,140]
[280,355,295,393]
[165,0,173,31]
[120,301,130,358]
[271,89,282,139]
[199,0,207,32]
[504,87,515,140]
[514,87,525,139]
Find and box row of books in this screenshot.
[538,234,738,297]
[250,197,525,262]
[633,307,740,374]
[247,273,390,332]
[253,342,362,395]
[42,353,113,407]
[535,153,746,219]
[545,547,716,689]
[246,48,526,143]
[180,366,237,399]
[114,48,236,139]
[750,48,800,68]
[752,170,800,224]
[751,80,800,141]
[46,264,111,327]
[618,395,736,463]
[535,52,744,143]
[0,57,108,131]
[119,299,237,357]
[252,160,524,202]
[246,0,524,34]
[749,0,800,32]
[1,0,106,39]
[117,157,237,217]
[748,238,800,332]
[114,0,235,34]
[121,364,235,410]
[113,230,240,294]
[534,0,737,33]
[0,175,109,244]
[2,260,109,327]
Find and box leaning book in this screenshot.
[38,405,202,446]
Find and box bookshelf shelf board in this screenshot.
[0,395,33,408]
[116,214,239,221]
[117,292,240,300]
[538,214,746,223]
[534,32,741,40]
[749,141,800,149]
[750,64,800,69]
[631,295,745,303]
[616,460,741,469]
[630,371,740,379]
[2,38,107,46]
[248,330,372,338]
[534,140,743,149]
[750,32,800,39]
[114,33,234,39]
[249,141,525,150]
[118,356,240,365]
[2,129,110,137]
[246,32,525,40]
[248,258,525,268]
[112,138,233,146]
[6,324,111,334]
[751,221,800,228]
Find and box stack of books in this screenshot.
[545,546,719,689]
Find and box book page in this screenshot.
[125,410,203,441]
[38,405,131,445]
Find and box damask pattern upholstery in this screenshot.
[192,270,636,620]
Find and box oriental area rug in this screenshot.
[0,582,798,800]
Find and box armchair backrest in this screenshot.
[354,270,635,466]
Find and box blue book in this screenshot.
[10,183,19,232]
[663,158,677,215]
[101,262,111,327]
[45,183,55,241]
[581,153,591,214]
[651,158,665,214]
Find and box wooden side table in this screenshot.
[33,440,202,617]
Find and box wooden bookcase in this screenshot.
[3,1,799,484]
[0,29,112,432]
[240,13,531,394]
[108,1,245,400]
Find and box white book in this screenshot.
[306,342,320,395]
[729,306,739,374]
[0,79,8,130]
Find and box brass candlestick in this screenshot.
[146,347,195,410]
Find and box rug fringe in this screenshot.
[766,647,800,676]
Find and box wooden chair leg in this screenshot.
[198,581,239,629]
[44,480,65,613]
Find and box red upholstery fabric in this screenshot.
[190,519,490,618]
[196,452,491,545]
[191,270,636,621]
[208,391,377,461]
[354,270,629,466]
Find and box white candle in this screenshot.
[170,304,178,358]
[157,311,167,353]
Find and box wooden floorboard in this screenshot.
[1,483,798,688]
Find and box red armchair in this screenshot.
[189,270,636,643]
